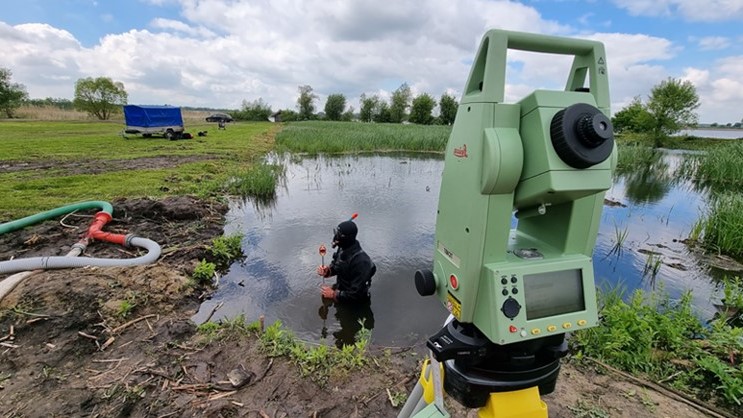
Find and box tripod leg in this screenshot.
[477,386,547,418]
[397,382,424,418]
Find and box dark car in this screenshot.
[205,113,234,123]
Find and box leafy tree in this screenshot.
[277,109,299,122]
[297,85,317,120]
[373,101,392,123]
[324,93,346,121]
[359,94,379,122]
[390,83,411,123]
[409,93,436,125]
[0,67,29,118]
[439,93,458,125]
[612,96,653,134]
[646,78,700,146]
[341,106,355,122]
[237,98,272,121]
[73,76,128,120]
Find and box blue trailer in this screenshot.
[123,105,185,140]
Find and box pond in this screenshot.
[193,151,733,348]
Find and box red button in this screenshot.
[449,274,458,289]
[509,325,518,333]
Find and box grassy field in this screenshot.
[0,120,278,220]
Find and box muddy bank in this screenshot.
[0,196,719,417]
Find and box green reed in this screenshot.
[275,121,451,154]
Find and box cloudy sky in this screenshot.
[2,0,742,123]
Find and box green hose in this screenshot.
[0,201,114,235]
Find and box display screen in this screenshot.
[523,269,585,320]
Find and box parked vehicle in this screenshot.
[205,113,234,123]
[123,105,185,140]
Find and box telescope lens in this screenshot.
[577,112,613,147]
[550,103,614,169]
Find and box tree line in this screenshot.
[3,66,740,136]
[236,83,458,125]
[0,67,458,125]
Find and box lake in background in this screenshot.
[193,152,730,347]
[681,128,743,139]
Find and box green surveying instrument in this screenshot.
[399,29,617,418]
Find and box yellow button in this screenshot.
[577,320,587,326]
[547,325,557,332]
[562,322,572,329]
[531,328,541,335]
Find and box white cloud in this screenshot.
[690,36,731,50]
[683,56,743,123]
[612,0,743,21]
[1,0,742,123]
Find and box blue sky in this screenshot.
[2,0,742,123]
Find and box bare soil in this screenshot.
[0,196,722,417]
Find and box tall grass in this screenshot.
[15,105,92,121]
[615,143,661,175]
[694,194,743,259]
[275,121,451,154]
[685,141,743,194]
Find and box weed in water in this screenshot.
[695,193,743,259]
[191,260,216,285]
[224,162,283,201]
[641,252,663,286]
[209,233,244,267]
[605,221,629,258]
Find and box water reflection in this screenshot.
[194,151,727,345]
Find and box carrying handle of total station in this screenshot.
[461,29,610,110]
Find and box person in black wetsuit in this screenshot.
[316,220,376,347]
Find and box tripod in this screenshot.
[398,319,567,418]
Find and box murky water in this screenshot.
[193,151,731,347]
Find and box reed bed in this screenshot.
[15,105,93,121]
[275,121,451,154]
[687,141,743,193]
[696,193,743,259]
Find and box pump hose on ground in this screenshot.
[0,200,162,300]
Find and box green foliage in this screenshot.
[721,276,743,312]
[374,101,392,123]
[24,97,75,110]
[572,287,743,413]
[192,260,216,285]
[275,121,450,154]
[196,315,258,345]
[439,93,458,125]
[260,320,370,385]
[224,162,283,201]
[324,93,347,121]
[611,96,653,134]
[297,85,317,120]
[688,141,743,193]
[209,233,244,266]
[73,77,128,120]
[0,67,29,118]
[118,300,135,319]
[390,83,411,123]
[236,98,272,121]
[647,78,700,146]
[359,94,378,122]
[695,194,743,259]
[409,93,436,125]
